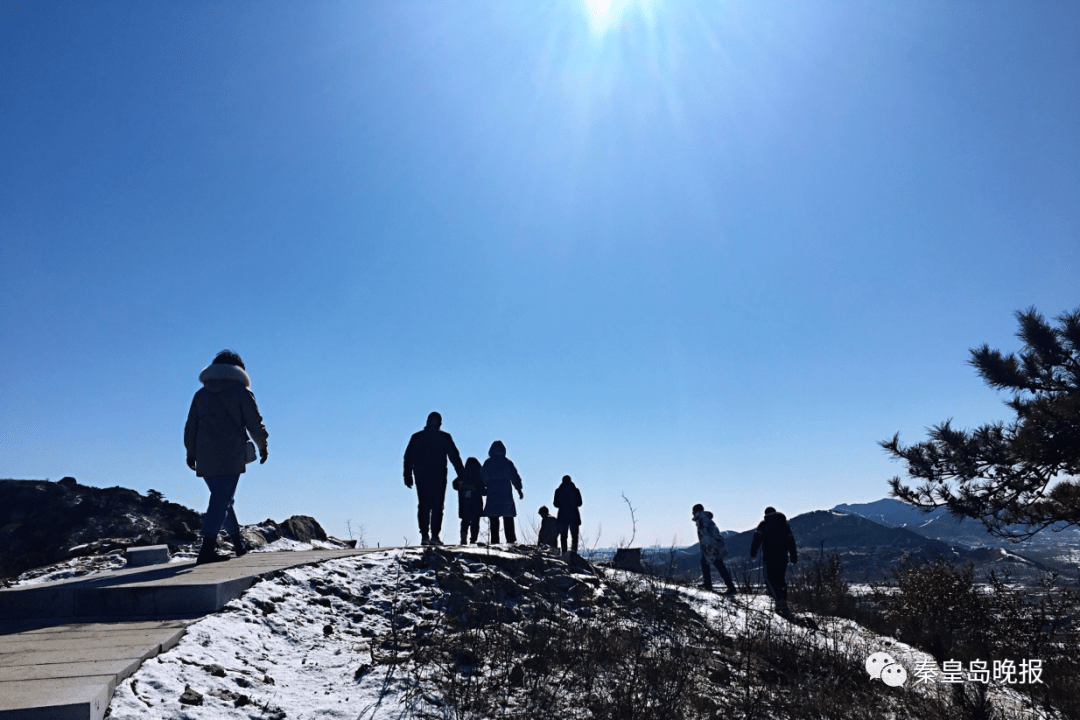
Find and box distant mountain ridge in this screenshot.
[4,478,1073,586]
[832,498,1080,546]
[832,498,1080,572]
[663,505,1070,584]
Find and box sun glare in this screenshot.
[584,0,660,38]
[585,0,617,35]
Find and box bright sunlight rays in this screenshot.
[585,0,649,36]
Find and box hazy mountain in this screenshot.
[833,498,1080,574]
[659,508,1063,584]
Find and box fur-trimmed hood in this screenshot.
[198,363,251,392]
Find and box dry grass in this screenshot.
[351,546,1071,719]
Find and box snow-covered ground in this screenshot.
[103,546,1057,720]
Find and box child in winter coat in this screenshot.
[452,457,485,545]
[553,475,583,554]
[693,504,737,596]
[537,506,559,548]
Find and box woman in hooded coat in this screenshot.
[481,440,523,544]
[184,350,269,564]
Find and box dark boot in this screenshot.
[196,539,230,565]
[231,536,248,557]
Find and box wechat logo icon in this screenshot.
[866,651,908,687]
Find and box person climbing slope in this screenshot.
[692,504,736,596]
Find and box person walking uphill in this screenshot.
[481,440,523,544]
[692,504,736,596]
[749,506,798,619]
[184,350,269,565]
[553,475,583,554]
[404,412,465,546]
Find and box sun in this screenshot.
[585,0,617,35]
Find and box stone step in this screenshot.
[0,549,375,720]
[0,620,189,720]
[123,545,170,568]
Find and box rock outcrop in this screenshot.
[0,478,201,580]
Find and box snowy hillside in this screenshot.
[105,546,1054,720]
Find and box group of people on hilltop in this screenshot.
[183,350,798,619]
[403,411,583,552]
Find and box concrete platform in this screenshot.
[0,548,367,621]
[0,548,375,720]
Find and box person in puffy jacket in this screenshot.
[481,440,523,544]
[749,506,798,618]
[553,475,583,554]
[452,457,485,545]
[692,504,736,596]
[403,411,466,546]
[184,350,269,565]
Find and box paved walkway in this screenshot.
[0,549,374,720]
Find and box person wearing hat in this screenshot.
[692,504,736,596]
[404,411,466,546]
[750,506,798,618]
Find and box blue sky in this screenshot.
[2,1,1078,548]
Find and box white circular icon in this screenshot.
[865,652,896,680]
[881,662,908,687]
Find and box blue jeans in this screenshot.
[201,475,241,540]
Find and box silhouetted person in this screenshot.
[553,475,582,554]
[404,411,465,546]
[184,350,268,565]
[452,457,486,545]
[692,504,736,596]
[537,506,559,548]
[481,440,523,544]
[749,506,798,618]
